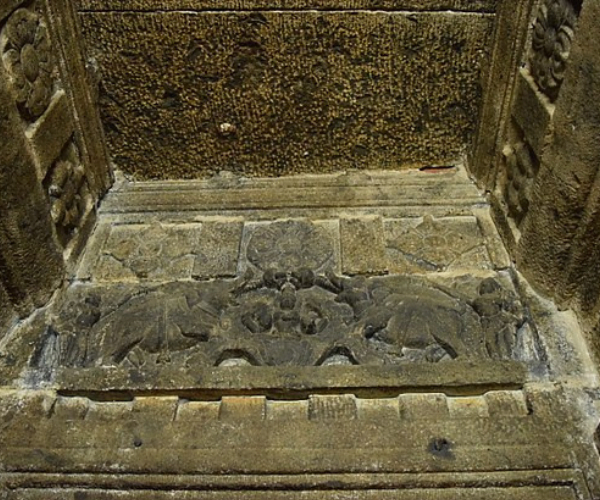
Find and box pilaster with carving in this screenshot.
[529,0,577,102]
[0,0,111,264]
[495,0,579,241]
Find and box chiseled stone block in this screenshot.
[192,220,244,279]
[340,216,387,275]
[308,394,357,420]
[219,396,267,421]
[385,215,491,273]
[94,222,201,281]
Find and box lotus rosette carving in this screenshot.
[530,0,577,101]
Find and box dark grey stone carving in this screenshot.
[47,271,530,369]
[530,0,577,101]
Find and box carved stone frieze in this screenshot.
[529,0,577,101]
[0,2,58,122]
[45,272,533,370]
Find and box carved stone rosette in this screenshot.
[0,2,58,122]
[529,0,577,101]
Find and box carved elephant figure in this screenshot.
[333,276,490,360]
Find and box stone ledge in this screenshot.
[0,471,588,499]
[54,361,527,400]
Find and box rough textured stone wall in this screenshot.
[0,0,112,341]
[76,0,495,179]
[484,0,600,361]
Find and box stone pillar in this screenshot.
[518,0,600,307]
[0,67,64,321]
[469,0,536,188]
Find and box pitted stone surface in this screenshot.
[77,7,493,179]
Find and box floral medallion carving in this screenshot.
[530,0,577,101]
[0,4,57,122]
[246,221,335,273]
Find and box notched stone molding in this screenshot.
[529,0,578,102]
[0,1,59,123]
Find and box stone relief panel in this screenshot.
[82,215,507,284]
[244,220,337,274]
[385,216,492,273]
[0,0,111,254]
[529,0,577,102]
[86,220,338,283]
[47,273,534,369]
[498,0,580,233]
[37,210,540,381]
[0,2,58,123]
[94,222,202,282]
